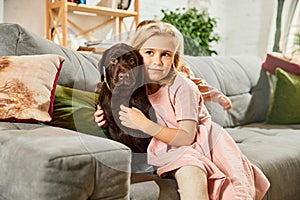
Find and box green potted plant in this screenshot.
[161,7,220,56]
[292,31,300,56]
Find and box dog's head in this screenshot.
[99,43,144,92]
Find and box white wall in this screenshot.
[139,0,188,20]
[0,0,3,22]
[211,0,276,58]
[4,0,45,36]
[3,0,277,58]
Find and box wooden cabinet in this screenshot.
[46,0,139,47]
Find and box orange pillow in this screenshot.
[0,54,64,122]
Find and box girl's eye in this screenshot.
[145,51,153,55]
[162,52,170,57]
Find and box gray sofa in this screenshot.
[0,23,299,200]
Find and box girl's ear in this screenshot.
[172,54,180,70]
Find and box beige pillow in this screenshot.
[0,54,64,122]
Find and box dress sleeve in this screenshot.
[181,64,227,104]
[190,77,225,103]
[172,76,201,122]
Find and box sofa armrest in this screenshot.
[0,124,131,200]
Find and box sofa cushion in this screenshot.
[0,54,64,123]
[267,68,300,124]
[184,55,271,127]
[226,123,300,200]
[0,123,131,200]
[0,23,101,92]
[130,173,179,200]
[130,181,160,200]
[49,85,107,137]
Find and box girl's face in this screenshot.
[139,35,176,82]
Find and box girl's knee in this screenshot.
[174,165,209,200]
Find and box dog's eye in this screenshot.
[110,57,118,64]
[128,57,135,65]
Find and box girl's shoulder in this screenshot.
[171,73,199,93]
[173,73,198,89]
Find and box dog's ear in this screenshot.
[101,65,109,83]
[96,82,104,93]
[99,58,104,82]
[101,73,105,82]
[98,58,104,82]
[99,48,110,82]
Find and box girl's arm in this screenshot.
[119,105,197,146]
[192,78,232,110]
[181,64,232,110]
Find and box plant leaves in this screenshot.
[161,7,219,56]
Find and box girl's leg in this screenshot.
[174,165,209,200]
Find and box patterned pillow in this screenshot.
[0,54,64,122]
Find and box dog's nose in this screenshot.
[118,74,124,80]
[124,73,130,79]
[118,72,130,80]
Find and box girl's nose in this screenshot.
[152,54,162,66]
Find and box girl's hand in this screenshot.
[94,105,108,127]
[119,105,151,130]
[218,95,232,110]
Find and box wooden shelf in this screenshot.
[46,0,140,47]
[67,2,138,17]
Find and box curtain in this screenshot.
[271,0,300,57]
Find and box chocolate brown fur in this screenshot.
[97,43,154,153]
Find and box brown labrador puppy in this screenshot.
[97,43,155,153]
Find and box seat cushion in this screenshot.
[226,123,300,200]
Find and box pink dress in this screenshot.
[147,74,270,200]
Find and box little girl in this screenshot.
[119,22,270,200]
[94,20,231,128]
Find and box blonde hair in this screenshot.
[131,22,184,71]
[136,19,160,30]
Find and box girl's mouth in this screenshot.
[148,66,163,73]
[149,68,162,72]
